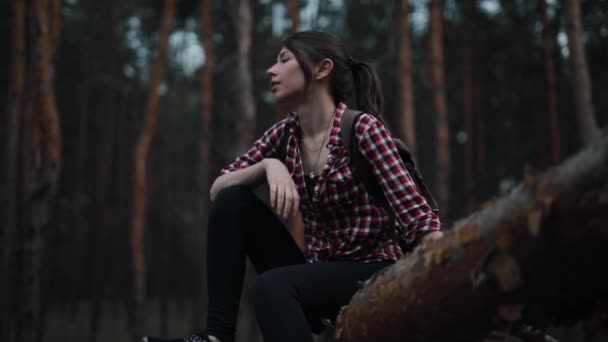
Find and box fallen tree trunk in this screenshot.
[335,132,608,342]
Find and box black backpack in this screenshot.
[278,109,439,217]
[340,109,439,216]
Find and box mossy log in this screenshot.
[335,134,608,342]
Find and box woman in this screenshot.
[145,31,442,342]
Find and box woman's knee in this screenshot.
[254,269,294,307]
[210,185,258,217]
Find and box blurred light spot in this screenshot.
[480,0,501,16]
[456,131,468,144]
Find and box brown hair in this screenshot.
[283,31,384,119]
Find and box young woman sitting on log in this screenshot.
[144,30,443,342]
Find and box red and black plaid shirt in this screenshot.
[220,102,441,263]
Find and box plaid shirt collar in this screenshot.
[284,101,347,150]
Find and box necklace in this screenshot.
[306,111,335,179]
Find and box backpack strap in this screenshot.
[340,109,388,208]
[394,138,440,211]
[339,109,360,157]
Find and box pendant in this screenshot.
[308,171,315,178]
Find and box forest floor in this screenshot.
[41,298,606,342]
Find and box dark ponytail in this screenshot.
[283,31,385,120]
[349,59,384,120]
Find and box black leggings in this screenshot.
[206,185,391,342]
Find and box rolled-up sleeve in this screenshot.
[355,114,441,245]
[219,119,287,176]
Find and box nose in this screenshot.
[267,63,277,77]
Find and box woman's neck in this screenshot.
[293,90,336,138]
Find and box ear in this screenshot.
[314,58,334,81]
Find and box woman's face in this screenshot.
[266,48,306,103]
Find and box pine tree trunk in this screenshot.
[335,134,608,342]
[2,0,25,339]
[90,93,117,342]
[17,0,63,340]
[397,0,416,155]
[228,0,256,149]
[227,2,261,341]
[130,0,176,337]
[429,0,450,219]
[191,0,215,329]
[36,0,62,176]
[474,72,486,199]
[68,68,89,315]
[541,0,561,163]
[49,0,61,59]
[462,0,476,211]
[91,3,122,338]
[564,0,600,145]
[287,0,300,33]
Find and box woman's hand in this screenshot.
[264,158,300,219]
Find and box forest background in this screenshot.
[1,0,606,341]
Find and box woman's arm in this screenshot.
[209,118,300,218]
[209,159,269,201]
[210,158,300,219]
[210,119,286,199]
[354,114,441,246]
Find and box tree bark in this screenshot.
[474,70,486,199]
[287,0,300,33]
[541,0,561,163]
[462,0,476,211]
[130,0,176,336]
[49,0,62,59]
[226,2,261,341]
[2,0,25,339]
[335,134,608,342]
[397,0,416,155]
[429,0,450,219]
[191,0,215,329]
[564,0,600,145]
[17,0,63,340]
[90,93,117,342]
[36,0,62,178]
[228,0,256,149]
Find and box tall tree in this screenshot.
[397,0,416,155]
[49,0,62,58]
[428,0,450,218]
[193,0,215,329]
[540,0,561,163]
[17,0,63,340]
[228,0,256,149]
[227,1,262,340]
[2,0,25,339]
[90,5,121,341]
[564,0,600,145]
[462,0,476,210]
[286,0,300,33]
[130,0,176,336]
